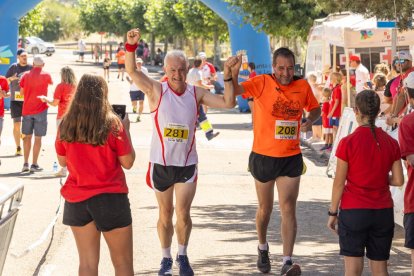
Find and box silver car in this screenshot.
[24,36,55,56]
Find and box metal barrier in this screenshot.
[0,184,24,275]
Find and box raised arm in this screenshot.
[125,29,159,101]
[198,55,241,108]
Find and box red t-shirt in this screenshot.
[116,50,126,64]
[398,112,414,213]
[0,76,9,117]
[20,67,53,116]
[249,71,257,79]
[55,125,132,202]
[329,84,342,118]
[54,83,76,119]
[321,101,331,128]
[336,126,401,209]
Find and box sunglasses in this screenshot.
[394,59,408,64]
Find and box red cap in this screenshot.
[350,55,360,62]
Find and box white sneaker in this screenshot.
[55,167,67,177]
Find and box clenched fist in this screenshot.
[223,55,242,79]
[126,29,141,45]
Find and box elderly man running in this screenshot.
[125,28,239,276]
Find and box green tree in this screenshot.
[318,0,414,30]
[19,3,45,37]
[226,0,326,40]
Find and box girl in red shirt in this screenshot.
[327,90,404,275]
[55,74,135,275]
[328,72,342,142]
[321,88,333,150]
[43,66,77,176]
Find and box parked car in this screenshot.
[24,37,55,56]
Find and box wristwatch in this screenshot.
[328,210,338,216]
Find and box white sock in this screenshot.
[162,247,172,258]
[258,243,268,251]
[178,244,187,255]
[283,256,292,264]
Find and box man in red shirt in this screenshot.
[0,75,10,165]
[20,56,53,172]
[399,71,414,275]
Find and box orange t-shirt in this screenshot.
[242,74,319,157]
[116,50,126,64]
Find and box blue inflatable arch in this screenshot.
[0,0,272,76]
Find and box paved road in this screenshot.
[1,49,411,275]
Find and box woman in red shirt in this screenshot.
[55,74,135,275]
[327,90,404,275]
[43,66,77,176]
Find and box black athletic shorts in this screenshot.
[10,101,23,120]
[63,193,132,232]
[118,63,125,69]
[248,152,303,183]
[146,162,197,192]
[338,208,394,260]
[404,213,414,249]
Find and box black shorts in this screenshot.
[146,163,197,192]
[10,101,23,120]
[338,208,394,260]
[313,116,322,126]
[79,52,84,57]
[103,66,110,70]
[130,90,145,101]
[404,213,414,249]
[63,193,132,232]
[118,63,125,69]
[248,152,303,183]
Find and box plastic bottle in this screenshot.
[53,161,58,173]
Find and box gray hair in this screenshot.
[164,50,189,68]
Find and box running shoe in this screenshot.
[55,167,67,177]
[30,164,43,173]
[16,146,22,156]
[158,257,173,276]
[22,163,29,172]
[206,131,220,141]
[136,116,141,122]
[281,260,301,276]
[257,246,271,273]
[176,255,194,276]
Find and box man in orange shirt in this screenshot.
[231,47,321,275]
[116,46,126,81]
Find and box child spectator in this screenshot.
[373,73,390,116]
[55,74,135,275]
[328,72,342,142]
[103,53,111,82]
[328,90,404,276]
[399,72,414,276]
[0,75,10,165]
[321,88,333,150]
[306,73,322,142]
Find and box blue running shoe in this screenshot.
[158,257,173,276]
[176,255,194,276]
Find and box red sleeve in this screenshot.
[19,73,27,89]
[55,133,66,156]
[207,63,216,74]
[335,138,348,162]
[54,84,63,100]
[398,117,414,160]
[241,74,266,99]
[303,81,320,112]
[0,77,8,91]
[109,125,132,156]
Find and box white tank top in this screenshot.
[149,82,198,166]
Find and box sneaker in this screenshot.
[320,144,329,151]
[176,255,194,276]
[158,258,173,276]
[55,167,67,177]
[16,146,22,156]
[281,260,301,276]
[30,164,43,173]
[206,131,220,141]
[136,116,141,122]
[22,163,29,172]
[257,246,271,273]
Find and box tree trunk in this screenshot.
[192,38,199,57]
[150,33,156,62]
[213,28,221,68]
[164,37,169,54]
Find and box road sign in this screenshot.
[377,21,397,28]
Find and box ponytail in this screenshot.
[355,90,381,146]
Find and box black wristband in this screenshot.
[224,77,233,82]
[328,210,338,216]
